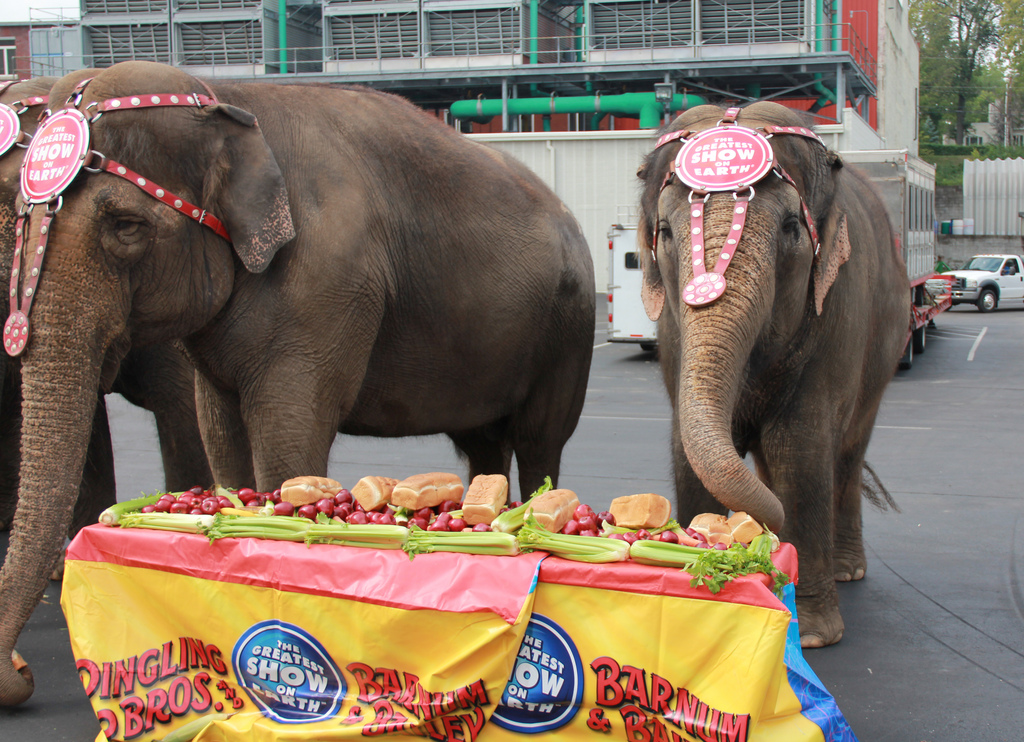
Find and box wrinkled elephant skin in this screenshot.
[637,102,910,648]
[0,61,595,705]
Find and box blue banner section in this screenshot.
[780,584,859,742]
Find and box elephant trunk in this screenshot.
[0,259,107,707]
[675,237,786,533]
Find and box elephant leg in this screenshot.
[448,427,513,490]
[113,345,212,492]
[758,425,843,649]
[195,374,255,488]
[832,445,868,583]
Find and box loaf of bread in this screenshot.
[462,474,509,525]
[688,512,729,533]
[727,511,764,543]
[351,475,400,512]
[280,475,344,506]
[390,472,464,510]
[609,493,672,529]
[527,488,579,533]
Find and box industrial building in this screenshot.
[14,0,919,151]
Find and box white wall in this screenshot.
[875,0,920,154]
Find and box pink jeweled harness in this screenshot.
[650,106,825,307]
[4,78,233,357]
[0,80,48,159]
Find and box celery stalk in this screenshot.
[205,513,311,542]
[517,515,629,563]
[404,528,519,557]
[118,512,215,534]
[306,522,409,549]
[98,493,165,526]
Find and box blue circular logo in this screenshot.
[491,614,584,733]
[232,620,345,724]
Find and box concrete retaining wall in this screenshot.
[936,234,1024,268]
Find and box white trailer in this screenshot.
[607,219,658,351]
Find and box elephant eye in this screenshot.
[115,219,143,238]
[658,220,673,243]
[782,214,802,241]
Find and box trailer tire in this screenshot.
[977,288,997,313]
[640,343,657,353]
[898,338,913,370]
[912,324,926,354]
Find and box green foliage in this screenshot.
[919,143,1024,186]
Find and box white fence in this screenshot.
[963,158,1024,237]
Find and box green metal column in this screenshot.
[278,0,288,73]
[530,0,539,65]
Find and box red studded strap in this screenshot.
[97,93,218,113]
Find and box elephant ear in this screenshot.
[812,210,851,316]
[204,104,295,273]
[638,218,665,321]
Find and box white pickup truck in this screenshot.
[943,254,1024,312]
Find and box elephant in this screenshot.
[0,76,213,541]
[0,60,595,704]
[636,102,910,648]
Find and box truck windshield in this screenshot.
[961,257,1003,271]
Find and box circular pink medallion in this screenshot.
[674,126,774,192]
[0,104,19,157]
[20,108,90,204]
[683,272,727,307]
[3,311,29,357]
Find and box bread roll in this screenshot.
[706,531,734,547]
[609,493,672,529]
[351,476,399,512]
[280,475,344,507]
[462,474,509,525]
[527,489,579,533]
[390,472,464,510]
[727,511,763,543]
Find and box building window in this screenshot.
[964,134,983,145]
[0,37,16,77]
[1013,133,1024,147]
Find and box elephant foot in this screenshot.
[833,539,867,583]
[796,587,845,648]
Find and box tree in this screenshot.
[913,0,1001,143]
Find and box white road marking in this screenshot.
[967,328,987,361]
[876,425,933,430]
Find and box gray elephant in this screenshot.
[0,75,212,540]
[637,102,910,647]
[0,60,595,704]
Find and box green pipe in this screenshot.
[576,6,584,62]
[450,92,706,128]
[832,0,842,52]
[278,0,287,73]
[530,0,539,65]
[814,0,824,52]
[810,74,836,112]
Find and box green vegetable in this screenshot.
[117,512,215,534]
[601,518,681,536]
[97,493,164,526]
[629,533,790,596]
[404,528,520,557]
[205,513,311,542]
[517,514,629,563]
[214,484,244,508]
[306,522,409,550]
[491,476,554,533]
[158,712,233,741]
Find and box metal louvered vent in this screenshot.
[176,0,260,10]
[83,0,167,13]
[85,24,171,66]
[427,8,519,57]
[178,21,262,65]
[590,0,693,50]
[699,0,804,44]
[327,13,419,59]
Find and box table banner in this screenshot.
[60,526,855,742]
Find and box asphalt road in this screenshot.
[2,298,1023,741]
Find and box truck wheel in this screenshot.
[640,343,657,352]
[912,324,926,354]
[977,289,997,313]
[898,338,913,370]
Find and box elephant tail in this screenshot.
[861,461,900,513]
